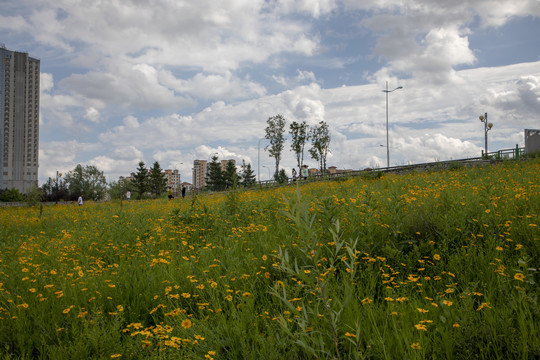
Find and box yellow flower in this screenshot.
[181,319,192,329]
[262,255,268,261]
[344,332,356,338]
[495,246,503,251]
[110,354,122,358]
[433,254,441,261]
[514,273,525,282]
[361,297,372,305]
[453,323,460,328]
[417,308,429,313]
[242,292,251,297]
[414,324,428,331]
[410,342,422,349]
[443,300,453,306]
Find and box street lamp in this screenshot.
[257,138,268,183]
[382,81,403,168]
[479,113,493,157]
[54,171,62,205]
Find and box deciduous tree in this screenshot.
[290,120,309,172]
[265,114,286,180]
[309,121,331,175]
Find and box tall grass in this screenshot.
[0,159,538,359]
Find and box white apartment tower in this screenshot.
[0,45,40,193]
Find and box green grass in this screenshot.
[0,159,539,359]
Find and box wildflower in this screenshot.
[433,254,441,261]
[361,297,372,305]
[242,292,251,297]
[515,244,523,250]
[477,302,492,311]
[443,300,453,306]
[262,255,268,261]
[181,319,192,329]
[225,295,233,301]
[110,354,122,358]
[453,323,460,328]
[17,303,29,309]
[410,342,422,349]
[182,293,191,298]
[417,308,429,313]
[514,273,525,282]
[414,324,428,331]
[496,246,503,251]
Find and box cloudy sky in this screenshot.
[2,0,540,183]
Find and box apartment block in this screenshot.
[0,45,40,193]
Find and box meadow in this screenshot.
[0,159,538,359]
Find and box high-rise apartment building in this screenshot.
[192,160,207,190]
[0,45,40,193]
[192,159,236,190]
[163,169,181,196]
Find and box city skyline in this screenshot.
[1,1,539,184]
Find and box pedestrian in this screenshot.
[78,195,83,206]
[126,191,131,201]
[292,168,297,182]
[181,186,186,198]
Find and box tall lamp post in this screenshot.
[382,81,403,168]
[479,113,493,157]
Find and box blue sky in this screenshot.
[1,0,539,183]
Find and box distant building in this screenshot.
[192,160,208,190]
[525,129,540,154]
[0,45,40,193]
[192,159,236,190]
[163,169,181,196]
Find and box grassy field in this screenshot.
[0,159,539,359]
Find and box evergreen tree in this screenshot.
[264,114,287,180]
[206,155,224,191]
[276,168,288,184]
[240,160,256,187]
[223,160,239,189]
[309,121,331,175]
[149,161,168,198]
[132,161,149,199]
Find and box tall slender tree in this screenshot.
[289,120,309,172]
[149,161,168,198]
[132,161,149,199]
[309,121,331,175]
[264,114,287,179]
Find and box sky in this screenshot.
[1,0,540,184]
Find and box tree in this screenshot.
[0,188,23,202]
[206,155,224,191]
[240,160,256,187]
[290,120,309,172]
[264,114,287,180]
[108,179,131,200]
[309,121,331,175]
[223,160,239,189]
[24,186,43,206]
[276,168,288,184]
[149,161,168,198]
[132,161,149,199]
[64,164,107,201]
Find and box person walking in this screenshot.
[78,195,83,206]
[181,186,186,198]
[126,191,131,201]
